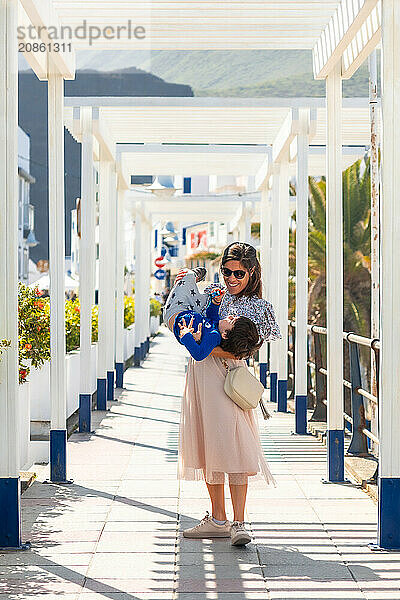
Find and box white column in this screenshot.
[48,70,68,482]
[269,166,280,402]
[144,220,151,352]
[0,0,24,548]
[259,188,271,385]
[106,166,117,399]
[134,208,144,364]
[238,218,246,242]
[295,109,310,433]
[244,202,252,244]
[326,62,344,481]
[78,107,96,431]
[378,0,400,550]
[115,189,126,387]
[97,152,110,409]
[277,157,290,412]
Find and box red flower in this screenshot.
[74,307,80,313]
[34,301,44,309]
[37,326,41,332]
[19,369,27,378]
[24,343,32,350]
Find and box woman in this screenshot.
[178,242,281,546]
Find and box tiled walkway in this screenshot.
[1,329,400,600]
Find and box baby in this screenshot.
[163,268,261,361]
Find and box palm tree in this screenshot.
[290,157,372,336]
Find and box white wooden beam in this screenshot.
[18,2,47,79]
[0,0,20,481]
[326,62,345,482]
[19,0,76,79]
[342,2,381,79]
[378,0,400,550]
[277,156,290,413]
[294,109,310,433]
[78,107,96,431]
[0,0,25,549]
[255,110,300,191]
[313,0,379,79]
[115,188,126,387]
[92,108,116,162]
[48,70,68,481]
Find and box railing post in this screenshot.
[307,333,314,408]
[346,336,369,456]
[310,329,327,422]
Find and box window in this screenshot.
[183,177,191,194]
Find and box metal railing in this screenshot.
[287,321,380,479]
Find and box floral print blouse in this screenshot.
[204,284,281,342]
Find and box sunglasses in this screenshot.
[221,266,247,279]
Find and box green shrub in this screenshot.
[18,283,51,383]
[65,299,81,353]
[150,298,162,318]
[124,296,135,328]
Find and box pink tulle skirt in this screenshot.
[178,355,276,486]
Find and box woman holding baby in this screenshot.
[173,242,281,546]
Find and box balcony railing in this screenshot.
[285,321,380,481]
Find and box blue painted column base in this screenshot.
[50,429,68,483]
[277,379,288,412]
[327,429,345,482]
[146,336,150,354]
[115,362,124,388]
[79,394,92,433]
[270,372,278,403]
[259,363,268,388]
[0,478,27,549]
[378,478,400,550]
[134,347,141,366]
[107,371,115,401]
[140,342,146,361]
[295,395,308,434]
[97,378,107,410]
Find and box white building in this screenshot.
[18,126,37,282]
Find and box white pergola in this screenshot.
[1,0,398,551]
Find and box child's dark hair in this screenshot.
[220,316,262,359]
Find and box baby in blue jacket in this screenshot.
[163,269,260,361]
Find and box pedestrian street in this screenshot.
[0,330,398,600]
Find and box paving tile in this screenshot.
[82,578,175,593]
[0,552,93,566]
[2,331,387,599]
[177,551,259,566]
[96,532,176,553]
[261,563,354,581]
[87,553,175,579]
[79,594,174,600]
[175,594,269,600]
[175,579,268,593]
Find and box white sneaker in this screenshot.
[183,512,231,538]
[230,521,251,546]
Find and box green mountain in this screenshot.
[73,49,371,97]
